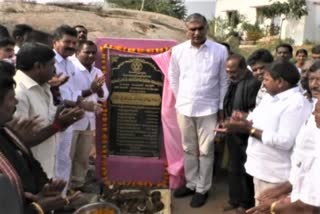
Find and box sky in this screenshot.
[184,0,216,20]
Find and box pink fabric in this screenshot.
[152,51,185,189]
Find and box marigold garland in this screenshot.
[99,43,170,188]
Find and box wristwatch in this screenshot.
[250,127,256,136]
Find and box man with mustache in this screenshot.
[0,60,82,213]
[52,25,82,182]
[73,25,88,42]
[14,42,85,178]
[223,54,260,214]
[68,40,108,191]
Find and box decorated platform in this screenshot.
[95,38,177,189]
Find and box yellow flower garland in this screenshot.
[99,43,170,188]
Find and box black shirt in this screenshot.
[0,128,48,194]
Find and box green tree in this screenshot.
[260,0,308,20]
[106,0,186,19]
[260,0,308,36]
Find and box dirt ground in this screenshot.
[172,172,234,214]
[64,167,233,214]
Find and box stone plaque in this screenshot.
[108,55,163,157]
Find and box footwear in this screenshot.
[235,207,246,214]
[190,192,208,208]
[223,203,239,212]
[173,186,195,198]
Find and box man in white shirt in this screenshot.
[14,43,85,178]
[69,40,108,190]
[263,101,320,214]
[168,13,228,207]
[247,49,274,107]
[221,61,311,206]
[52,25,82,181]
[246,60,320,214]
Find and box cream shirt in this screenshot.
[245,87,312,183]
[71,58,109,131]
[14,70,57,178]
[168,40,228,117]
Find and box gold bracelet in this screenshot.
[270,201,278,214]
[250,127,256,136]
[31,202,44,214]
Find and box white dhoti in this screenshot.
[55,128,73,181]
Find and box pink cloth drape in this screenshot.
[152,51,185,189]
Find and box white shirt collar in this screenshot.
[53,50,65,64]
[73,58,93,73]
[187,39,209,49]
[15,70,39,89]
[273,86,300,101]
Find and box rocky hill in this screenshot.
[0,2,186,42]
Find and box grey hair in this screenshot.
[185,13,208,26]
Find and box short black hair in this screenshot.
[76,40,96,53]
[220,42,231,54]
[311,45,320,55]
[227,54,247,69]
[52,25,77,41]
[0,59,16,76]
[295,48,308,57]
[12,24,33,40]
[267,60,300,87]
[0,25,10,38]
[0,61,16,105]
[276,43,293,54]
[16,42,55,71]
[25,30,53,47]
[247,49,274,66]
[185,13,207,26]
[0,37,15,48]
[309,60,320,73]
[73,25,87,31]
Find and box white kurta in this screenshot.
[14,70,57,178]
[245,87,312,183]
[54,51,80,180]
[168,39,228,117]
[290,111,320,207]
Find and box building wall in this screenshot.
[215,0,319,45]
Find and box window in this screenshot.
[226,10,240,27]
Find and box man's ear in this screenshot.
[278,77,289,89]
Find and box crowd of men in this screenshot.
[0,23,108,213]
[169,13,320,214]
[1,11,320,214]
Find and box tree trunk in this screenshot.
[140,0,145,11]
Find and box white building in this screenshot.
[185,0,216,20]
[215,0,320,45]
